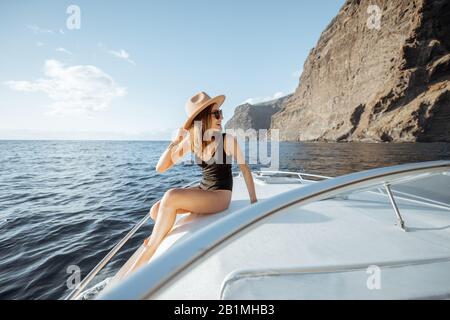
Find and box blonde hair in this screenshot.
[188,104,216,159]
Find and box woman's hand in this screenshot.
[250,197,257,204]
[156,128,190,173]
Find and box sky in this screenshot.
[0,0,346,140]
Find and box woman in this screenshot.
[127,91,257,275]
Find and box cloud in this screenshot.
[27,25,54,35]
[109,49,136,65]
[243,92,285,105]
[4,60,126,116]
[56,47,73,55]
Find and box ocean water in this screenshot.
[0,140,449,300]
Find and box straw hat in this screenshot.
[183,91,225,130]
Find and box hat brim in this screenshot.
[183,95,225,130]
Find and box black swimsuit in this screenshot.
[195,133,233,191]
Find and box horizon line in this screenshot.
[0,138,171,142]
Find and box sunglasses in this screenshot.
[209,109,223,120]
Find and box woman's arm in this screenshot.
[240,163,257,203]
[156,128,190,173]
[225,134,257,203]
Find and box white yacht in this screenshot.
[65,160,450,300]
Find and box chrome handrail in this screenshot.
[384,182,406,231]
[97,161,450,300]
[377,189,450,210]
[256,170,331,181]
[64,179,200,300]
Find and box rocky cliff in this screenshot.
[225,94,292,131]
[271,0,450,142]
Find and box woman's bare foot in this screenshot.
[124,238,159,277]
[111,237,157,282]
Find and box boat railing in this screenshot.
[64,179,200,300]
[65,170,325,300]
[250,170,446,221]
[96,160,450,300]
[256,170,331,181]
[243,170,331,183]
[373,188,450,211]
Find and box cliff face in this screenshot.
[225,94,292,131]
[271,0,450,142]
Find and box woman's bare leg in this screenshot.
[125,187,231,276]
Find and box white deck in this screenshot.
[105,169,450,299]
[150,176,450,299]
[153,174,309,261]
[111,174,308,281]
